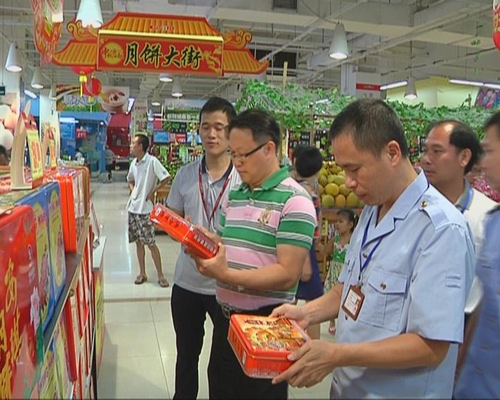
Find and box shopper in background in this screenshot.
[291,144,324,340]
[166,97,240,399]
[105,145,116,181]
[271,98,475,398]
[190,109,316,399]
[421,120,496,318]
[454,111,500,399]
[466,144,500,203]
[126,134,170,287]
[323,208,356,335]
[75,147,84,164]
[0,145,9,166]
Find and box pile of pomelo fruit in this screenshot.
[318,161,363,209]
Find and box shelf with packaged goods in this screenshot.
[43,217,90,352]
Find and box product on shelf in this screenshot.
[0,205,42,399]
[150,203,219,259]
[228,314,308,378]
[45,167,85,252]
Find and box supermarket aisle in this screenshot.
[91,180,332,399]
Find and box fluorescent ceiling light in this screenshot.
[380,80,408,90]
[76,0,103,28]
[159,73,173,83]
[404,76,418,100]
[5,43,22,72]
[31,67,44,89]
[449,79,484,87]
[484,83,500,90]
[24,89,37,99]
[329,23,349,60]
[60,117,79,123]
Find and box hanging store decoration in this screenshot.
[493,0,500,50]
[51,12,268,76]
[31,0,64,64]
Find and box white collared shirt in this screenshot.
[127,153,170,214]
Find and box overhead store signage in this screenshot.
[51,13,268,76]
[97,31,223,75]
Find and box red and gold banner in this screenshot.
[97,31,223,76]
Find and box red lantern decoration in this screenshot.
[71,65,96,96]
[493,0,500,50]
[82,75,102,97]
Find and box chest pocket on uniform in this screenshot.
[358,268,408,332]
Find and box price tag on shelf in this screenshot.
[26,126,44,186]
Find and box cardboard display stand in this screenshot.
[10,101,44,190]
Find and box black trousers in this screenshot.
[170,284,228,399]
[210,304,289,399]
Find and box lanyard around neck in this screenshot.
[198,163,232,229]
[358,213,383,283]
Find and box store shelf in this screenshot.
[43,217,90,352]
[92,236,106,272]
[43,253,81,351]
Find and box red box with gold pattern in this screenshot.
[228,314,308,379]
[0,205,43,399]
[45,168,84,252]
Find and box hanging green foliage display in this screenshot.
[236,80,495,143]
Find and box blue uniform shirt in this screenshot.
[333,171,475,399]
[454,205,500,399]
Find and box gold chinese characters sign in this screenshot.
[51,12,268,76]
[97,30,223,75]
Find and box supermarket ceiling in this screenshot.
[0,0,498,103]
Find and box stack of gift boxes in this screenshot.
[0,164,102,399]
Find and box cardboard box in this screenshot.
[228,314,308,379]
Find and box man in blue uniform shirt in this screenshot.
[454,111,500,399]
[272,98,475,398]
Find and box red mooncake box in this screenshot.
[149,203,219,259]
[228,314,308,379]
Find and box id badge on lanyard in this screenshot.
[341,213,382,321]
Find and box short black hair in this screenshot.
[200,97,236,123]
[292,145,323,178]
[228,109,281,148]
[426,119,480,174]
[329,98,408,158]
[0,145,8,158]
[136,134,149,152]
[484,110,500,140]
[337,208,357,233]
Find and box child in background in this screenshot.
[291,145,324,339]
[324,208,356,335]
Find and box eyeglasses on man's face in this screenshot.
[230,142,268,162]
[199,123,228,134]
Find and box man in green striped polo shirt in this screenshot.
[191,109,317,399]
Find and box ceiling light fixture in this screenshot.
[171,80,183,98]
[31,66,44,89]
[380,80,408,91]
[404,41,418,100]
[404,76,418,100]
[329,23,349,60]
[49,83,57,99]
[159,73,173,83]
[76,0,103,28]
[151,91,161,107]
[5,43,22,72]
[24,89,37,99]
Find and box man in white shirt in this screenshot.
[421,120,497,314]
[127,134,170,287]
